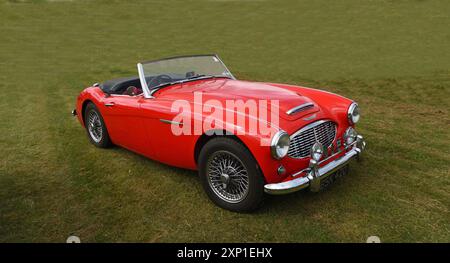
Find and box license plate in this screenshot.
[319,165,349,191]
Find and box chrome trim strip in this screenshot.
[286,102,314,115]
[160,119,183,125]
[264,136,365,195]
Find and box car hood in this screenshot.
[155,78,320,121]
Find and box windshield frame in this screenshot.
[137,54,235,99]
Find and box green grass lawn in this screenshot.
[0,0,449,242]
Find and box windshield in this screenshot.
[139,55,234,92]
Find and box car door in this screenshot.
[101,94,151,154]
[139,98,197,169]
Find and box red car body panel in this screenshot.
[76,78,353,184]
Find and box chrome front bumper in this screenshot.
[264,135,366,195]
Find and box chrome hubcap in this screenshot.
[220,173,230,187]
[207,151,249,203]
[87,111,102,143]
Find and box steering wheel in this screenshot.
[147,74,173,89]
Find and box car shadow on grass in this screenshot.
[109,146,199,180]
[107,145,358,216]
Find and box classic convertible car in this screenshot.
[73,54,366,212]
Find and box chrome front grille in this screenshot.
[288,120,337,158]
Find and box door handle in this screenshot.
[104,102,115,107]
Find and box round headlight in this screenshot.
[348,102,360,124]
[311,142,324,161]
[344,127,357,146]
[271,131,290,159]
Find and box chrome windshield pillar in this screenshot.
[137,63,153,99]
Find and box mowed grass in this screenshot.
[0,0,449,242]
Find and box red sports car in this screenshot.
[73,54,366,212]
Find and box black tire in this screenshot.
[84,102,112,148]
[198,137,265,212]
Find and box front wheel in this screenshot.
[198,137,264,212]
[84,102,112,148]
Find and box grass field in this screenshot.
[0,0,449,242]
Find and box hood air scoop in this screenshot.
[286,102,315,115]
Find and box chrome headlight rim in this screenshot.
[271,130,290,159]
[344,127,357,146]
[347,102,360,124]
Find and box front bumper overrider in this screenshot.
[264,135,366,195]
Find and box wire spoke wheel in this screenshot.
[207,150,250,203]
[87,110,103,143]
